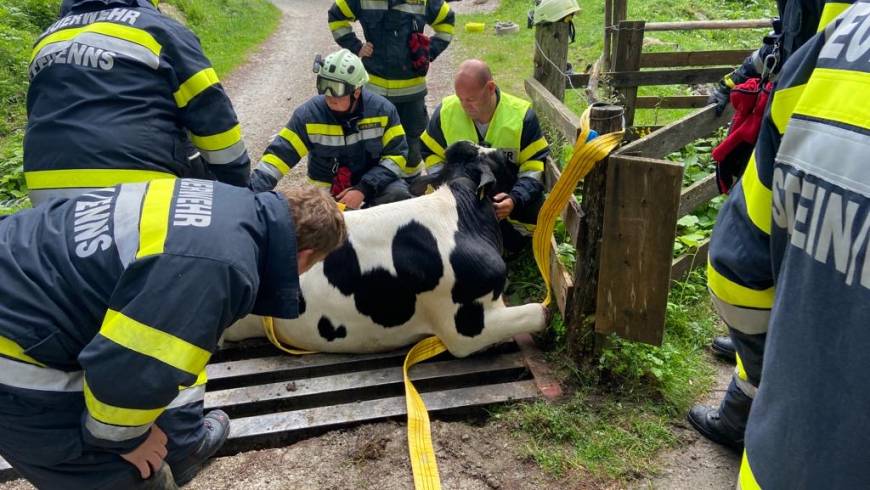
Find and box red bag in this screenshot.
[330,166,353,197]
[712,78,772,194]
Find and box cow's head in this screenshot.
[411,141,517,199]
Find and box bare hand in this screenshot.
[358,42,374,58]
[336,188,366,210]
[492,193,514,220]
[121,425,168,479]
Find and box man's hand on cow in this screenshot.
[359,42,374,58]
[492,193,514,220]
[337,188,366,210]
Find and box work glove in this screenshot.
[408,32,431,75]
[708,81,731,117]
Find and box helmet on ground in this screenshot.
[313,49,369,97]
[533,0,580,25]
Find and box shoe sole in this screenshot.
[686,413,743,453]
[710,344,737,363]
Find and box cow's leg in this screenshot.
[439,303,547,358]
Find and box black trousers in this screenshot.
[390,96,429,171]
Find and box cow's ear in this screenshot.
[477,163,496,199]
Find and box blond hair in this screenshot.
[280,187,347,256]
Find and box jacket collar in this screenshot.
[252,192,301,319]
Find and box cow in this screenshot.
[222,141,548,358]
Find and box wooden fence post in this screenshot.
[533,20,571,102]
[612,20,645,127]
[566,104,624,360]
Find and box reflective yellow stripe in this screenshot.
[100,309,210,375]
[360,116,388,127]
[174,68,219,108]
[741,154,772,235]
[518,159,545,174]
[424,154,443,168]
[329,20,352,31]
[25,169,174,189]
[186,368,208,388]
[137,178,175,258]
[420,131,445,157]
[508,218,536,232]
[707,261,775,309]
[384,154,408,170]
[31,23,162,62]
[738,451,762,490]
[305,123,344,136]
[262,153,290,175]
[769,84,806,134]
[519,137,548,163]
[795,68,870,131]
[84,379,163,426]
[190,124,242,151]
[433,1,451,25]
[383,124,405,146]
[0,335,45,367]
[367,74,426,89]
[335,0,355,19]
[817,2,850,31]
[279,128,309,158]
[307,177,331,188]
[433,23,454,34]
[735,353,749,381]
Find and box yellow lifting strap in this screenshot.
[261,316,317,355]
[403,336,448,490]
[532,106,625,307]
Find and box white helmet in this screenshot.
[314,49,369,96]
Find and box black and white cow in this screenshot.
[223,141,547,357]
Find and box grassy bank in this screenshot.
[0,0,280,212]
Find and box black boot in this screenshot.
[172,410,230,486]
[711,335,737,363]
[687,405,744,452]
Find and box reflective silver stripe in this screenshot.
[426,163,444,176]
[255,161,283,182]
[29,187,94,205]
[75,32,160,69]
[309,134,346,146]
[167,384,205,409]
[519,170,544,182]
[777,118,870,198]
[85,414,151,442]
[365,82,426,98]
[379,159,404,177]
[733,368,758,398]
[113,183,146,268]
[332,26,353,39]
[0,356,83,392]
[29,40,72,72]
[199,139,247,165]
[710,294,771,335]
[344,127,385,145]
[361,0,388,10]
[433,32,453,43]
[393,3,425,14]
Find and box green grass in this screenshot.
[0,0,279,213]
[452,0,775,125]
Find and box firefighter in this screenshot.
[711,3,869,486]
[0,182,346,489]
[327,0,455,173]
[25,0,251,206]
[250,49,412,209]
[420,59,550,253]
[689,0,856,449]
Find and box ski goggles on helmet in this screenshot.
[316,76,355,97]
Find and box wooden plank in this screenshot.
[645,19,771,31]
[533,20,571,101]
[603,0,613,69]
[550,237,574,318]
[635,95,712,109]
[595,155,684,345]
[612,20,645,126]
[678,173,719,217]
[566,72,591,88]
[671,238,711,282]
[205,353,527,414]
[611,67,732,87]
[544,159,583,245]
[640,49,753,68]
[525,77,581,144]
[625,125,662,142]
[221,381,540,454]
[617,103,733,159]
[514,333,563,400]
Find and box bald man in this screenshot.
[420,59,549,253]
